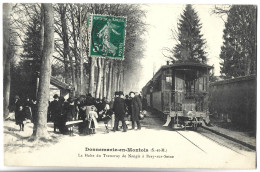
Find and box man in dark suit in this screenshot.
[130,92,142,130]
[49,94,62,133]
[125,95,132,119]
[113,91,127,132]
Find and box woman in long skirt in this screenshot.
[16,106,26,131]
[24,97,32,121]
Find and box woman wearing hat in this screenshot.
[14,95,25,131]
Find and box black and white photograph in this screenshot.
[1,0,257,170]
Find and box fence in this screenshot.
[208,75,256,130]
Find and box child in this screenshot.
[87,105,99,135]
[102,104,113,133]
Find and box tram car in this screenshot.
[142,62,213,130]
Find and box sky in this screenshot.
[139,4,226,89]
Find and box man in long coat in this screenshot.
[49,94,62,133]
[125,95,132,118]
[113,91,127,132]
[130,92,142,130]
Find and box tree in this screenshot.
[34,3,54,139]
[95,58,103,98]
[20,7,42,99]
[218,5,257,78]
[9,3,146,104]
[82,4,146,98]
[106,60,113,100]
[106,4,146,94]
[9,4,47,100]
[57,4,77,96]
[3,3,13,118]
[21,10,42,68]
[165,5,207,64]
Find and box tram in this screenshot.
[142,62,213,130]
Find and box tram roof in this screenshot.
[162,62,214,70]
[152,62,213,81]
[142,62,214,89]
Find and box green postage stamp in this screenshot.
[88,14,127,60]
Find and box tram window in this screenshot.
[198,76,207,91]
[153,76,162,91]
[165,76,172,90]
[199,77,203,91]
[203,77,207,91]
[185,80,195,93]
[203,77,205,91]
[175,72,184,91]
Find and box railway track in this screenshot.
[176,130,206,153]
[198,130,245,156]
[145,110,251,156]
[175,129,245,156]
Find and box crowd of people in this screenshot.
[12,91,148,135]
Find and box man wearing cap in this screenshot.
[113,91,127,132]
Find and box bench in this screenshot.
[65,120,83,136]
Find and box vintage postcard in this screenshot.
[2,2,257,170]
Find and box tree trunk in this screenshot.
[3,3,12,119]
[89,57,96,96]
[40,5,44,55]
[121,66,125,92]
[78,4,84,95]
[95,58,103,98]
[117,62,121,91]
[117,75,121,91]
[64,63,69,83]
[3,57,11,119]
[33,4,45,135]
[100,60,107,98]
[77,70,81,95]
[107,60,113,101]
[59,4,76,96]
[113,62,118,93]
[119,62,124,91]
[103,60,108,99]
[34,3,54,139]
[111,64,114,96]
[100,76,103,99]
[70,4,80,96]
[70,58,76,97]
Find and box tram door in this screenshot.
[174,70,185,112]
[162,69,174,114]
